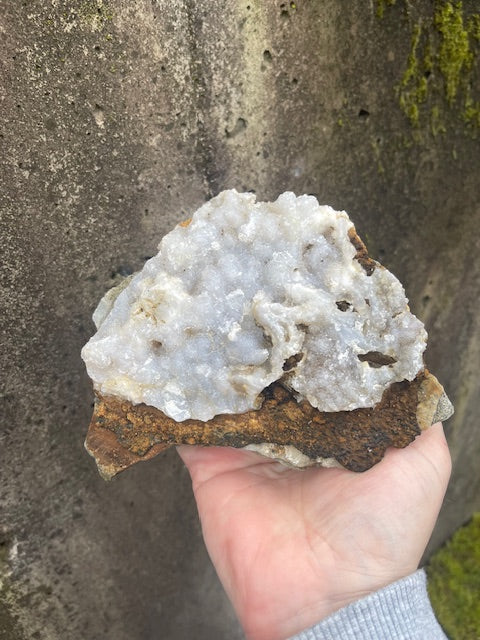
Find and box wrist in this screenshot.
[235,565,418,640]
[290,570,447,640]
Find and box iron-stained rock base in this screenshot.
[85,369,453,479]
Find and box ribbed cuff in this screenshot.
[289,569,447,640]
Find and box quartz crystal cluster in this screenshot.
[82,190,427,423]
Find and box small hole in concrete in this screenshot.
[263,49,272,62]
[358,109,369,119]
[225,117,247,139]
[93,104,105,127]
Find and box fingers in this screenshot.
[374,422,452,516]
[178,423,452,495]
[410,422,452,486]
[177,445,272,487]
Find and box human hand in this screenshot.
[178,423,451,640]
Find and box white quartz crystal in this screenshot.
[81,190,427,422]
[244,443,341,469]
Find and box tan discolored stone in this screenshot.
[85,369,452,479]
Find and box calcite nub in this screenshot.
[81,190,427,422]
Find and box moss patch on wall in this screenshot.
[435,1,472,105]
[384,1,480,132]
[376,0,397,20]
[427,513,480,639]
[78,0,114,32]
[398,22,427,127]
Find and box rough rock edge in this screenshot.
[84,370,453,480]
[84,219,452,479]
[348,226,378,275]
[245,381,454,469]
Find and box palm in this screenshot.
[178,423,450,640]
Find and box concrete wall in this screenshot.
[1,1,479,638]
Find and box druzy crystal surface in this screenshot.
[81,190,427,422]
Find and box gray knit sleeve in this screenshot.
[289,569,447,640]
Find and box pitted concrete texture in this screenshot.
[1,1,479,638]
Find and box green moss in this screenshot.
[383,1,480,133]
[398,22,429,126]
[434,1,473,105]
[464,94,480,127]
[468,14,480,41]
[78,0,113,31]
[370,138,385,174]
[423,34,434,74]
[431,105,447,135]
[376,0,396,19]
[401,22,422,88]
[427,513,480,640]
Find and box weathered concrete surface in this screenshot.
[1,0,479,637]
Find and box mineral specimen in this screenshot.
[81,190,453,478]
